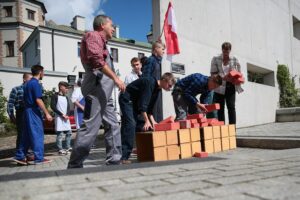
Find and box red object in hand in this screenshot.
[205,104,220,112]
[154,122,180,131]
[159,116,175,124]
[233,76,245,85]
[228,70,242,78]
[187,113,204,120]
[193,152,208,158]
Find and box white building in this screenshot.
[153,0,300,127]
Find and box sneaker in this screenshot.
[26,154,35,162]
[35,158,52,165]
[13,158,27,166]
[66,148,72,154]
[121,160,132,164]
[58,149,67,155]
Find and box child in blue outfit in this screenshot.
[51,81,72,155]
[13,65,53,165]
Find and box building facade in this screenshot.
[153,0,300,127]
[0,0,46,67]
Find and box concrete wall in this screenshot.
[0,2,17,23]
[153,0,300,127]
[0,29,18,67]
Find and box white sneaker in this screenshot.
[58,149,66,155]
[66,148,72,155]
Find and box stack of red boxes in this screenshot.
[135,103,237,162]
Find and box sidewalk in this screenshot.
[0,122,299,200]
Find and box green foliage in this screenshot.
[277,65,300,108]
[0,80,8,123]
[42,87,56,114]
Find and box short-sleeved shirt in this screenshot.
[23,78,42,109]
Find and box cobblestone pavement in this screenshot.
[0,123,299,200]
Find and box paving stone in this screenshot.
[138,166,186,175]
[171,168,221,177]
[164,173,221,184]
[211,193,261,200]
[122,173,177,183]
[206,174,262,185]
[146,180,217,195]
[61,179,124,190]
[102,180,170,192]
[140,191,206,200]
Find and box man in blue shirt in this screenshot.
[14,65,53,165]
[119,72,176,164]
[172,73,222,120]
[7,73,32,151]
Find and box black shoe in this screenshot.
[105,160,122,165]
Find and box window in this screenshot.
[27,9,35,20]
[171,63,185,75]
[247,63,275,87]
[35,39,38,56]
[77,42,81,57]
[293,16,300,41]
[24,52,27,68]
[4,6,13,17]
[5,41,14,57]
[111,48,118,62]
[138,53,145,59]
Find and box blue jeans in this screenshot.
[119,92,138,160]
[56,130,72,150]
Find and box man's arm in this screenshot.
[141,111,152,131]
[36,98,52,121]
[7,88,16,122]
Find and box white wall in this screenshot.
[153,0,298,127]
[0,2,17,23]
[1,29,18,67]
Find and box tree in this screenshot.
[0,80,7,123]
[277,65,299,107]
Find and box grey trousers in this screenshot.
[68,67,122,168]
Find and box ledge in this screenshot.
[276,107,300,122]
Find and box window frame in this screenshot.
[111,48,119,63]
[3,6,13,17]
[27,9,35,21]
[5,41,15,57]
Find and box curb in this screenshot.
[237,137,300,149]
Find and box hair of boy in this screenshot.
[130,57,140,65]
[93,15,111,30]
[58,81,69,89]
[209,74,223,85]
[140,56,148,65]
[222,42,232,50]
[160,72,176,84]
[31,65,44,76]
[23,72,31,79]
[152,41,165,52]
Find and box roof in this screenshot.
[20,22,151,50]
[27,0,47,13]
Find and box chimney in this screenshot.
[71,15,85,31]
[113,25,120,38]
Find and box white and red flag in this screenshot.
[163,2,180,60]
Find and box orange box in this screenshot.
[166,130,178,145]
[213,138,222,153]
[194,152,208,158]
[191,141,201,154]
[154,122,180,131]
[200,126,213,140]
[212,126,221,138]
[221,137,230,151]
[136,131,167,162]
[153,147,168,161]
[167,145,180,160]
[159,116,175,124]
[190,128,200,141]
[180,143,192,159]
[178,129,191,143]
[229,136,237,149]
[229,124,236,136]
[220,125,229,138]
[201,139,214,153]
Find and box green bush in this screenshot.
[0,80,8,123]
[277,65,300,108]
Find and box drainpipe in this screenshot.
[51,29,55,71]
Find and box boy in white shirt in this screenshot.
[51,81,72,155]
[124,57,142,85]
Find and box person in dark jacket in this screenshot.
[119,72,176,164]
[172,73,222,120]
[141,41,165,122]
[51,81,72,155]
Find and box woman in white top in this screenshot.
[71,79,85,129]
[210,42,244,124]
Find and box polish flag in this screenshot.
[163,2,180,60]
